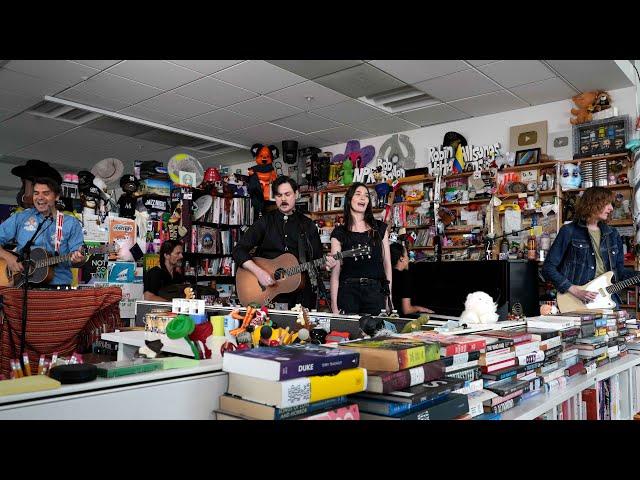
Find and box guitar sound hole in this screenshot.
[273,269,285,281]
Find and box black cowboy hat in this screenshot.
[11,159,63,185]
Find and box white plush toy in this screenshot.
[459,291,499,324]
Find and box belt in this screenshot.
[342,277,381,285]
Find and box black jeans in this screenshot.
[338,279,386,315]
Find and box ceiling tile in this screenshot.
[0,113,77,152]
[399,103,470,126]
[0,69,67,97]
[39,127,126,150]
[108,136,171,155]
[544,60,634,92]
[73,72,162,105]
[118,104,185,125]
[213,60,306,94]
[267,60,363,79]
[187,108,263,130]
[265,80,349,110]
[229,122,304,144]
[271,112,340,134]
[0,108,12,121]
[73,60,122,70]
[6,60,99,87]
[173,76,257,107]
[351,115,419,135]
[466,60,501,66]
[311,100,387,124]
[312,126,372,145]
[167,60,244,75]
[479,60,555,88]
[134,93,216,119]
[510,76,578,105]
[413,69,501,102]
[170,119,231,138]
[226,96,302,122]
[367,60,468,83]
[0,88,41,112]
[449,90,528,116]
[56,88,131,111]
[290,133,334,148]
[106,60,204,90]
[314,63,405,98]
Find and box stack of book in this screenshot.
[339,336,470,420]
[216,344,366,420]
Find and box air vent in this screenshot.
[187,141,235,154]
[26,100,102,125]
[359,85,440,113]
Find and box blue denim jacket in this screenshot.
[541,220,636,298]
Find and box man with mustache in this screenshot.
[233,176,337,309]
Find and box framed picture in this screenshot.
[509,121,548,154]
[515,148,541,166]
[572,115,630,159]
[332,193,345,210]
[548,130,573,160]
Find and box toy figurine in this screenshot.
[341,158,354,186]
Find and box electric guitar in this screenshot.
[0,243,119,288]
[235,244,371,307]
[556,271,640,313]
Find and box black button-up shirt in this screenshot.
[232,209,323,267]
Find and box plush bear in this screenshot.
[249,143,279,201]
[570,91,598,125]
[459,291,499,324]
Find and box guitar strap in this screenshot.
[55,210,64,254]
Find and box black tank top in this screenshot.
[331,220,387,281]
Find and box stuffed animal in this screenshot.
[570,91,598,125]
[590,90,612,113]
[249,143,279,201]
[459,291,499,324]
[341,158,354,186]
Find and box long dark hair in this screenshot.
[159,240,182,272]
[343,182,379,243]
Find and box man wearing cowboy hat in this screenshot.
[0,160,86,286]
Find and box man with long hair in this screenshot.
[143,240,184,301]
[542,186,637,306]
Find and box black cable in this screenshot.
[632,62,640,84]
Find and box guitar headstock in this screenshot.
[343,244,371,261]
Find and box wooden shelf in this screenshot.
[498,189,556,199]
[391,200,424,206]
[609,219,633,226]
[500,163,555,173]
[441,198,490,207]
[562,184,632,194]
[409,245,434,250]
[445,226,479,234]
[443,245,483,250]
[309,208,384,215]
[559,153,630,163]
[404,224,433,229]
[620,304,636,309]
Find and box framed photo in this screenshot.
[572,115,630,159]
[332,193,345,210]
[515,148,541,166]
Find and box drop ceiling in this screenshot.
[0,59,634,202]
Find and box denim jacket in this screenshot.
[541,220,636,298]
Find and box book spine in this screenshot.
[447,366,481,382]
[565,361,584,378]
[512,341,541,357]
[279,368,366,407]
[485,340,514,353]
[273,396,348,420]
[482,367,518,381]
[479,351,515,366]
[408,393,470,420]
[278,353,360,380]
[488,389,524,407]
[298,404,361,420]
[397,346,429,370]
[453,379,484,395]
[440,340,485,356]
[485,397,520,413]
[516,350,545,366]
[540,337,562,350]
[543,376,567,393]
[481,358,516,373]
[444,360,478,373]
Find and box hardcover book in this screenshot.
[485,378,528,397]
[353,391,450,417]
[485,339,515,353]
[355,376,464,405]
[359,393,469,420]
[365,360,445,394]
[218,394,348,420]
[400,332,486,356]
[222,344,360,381]
[227,367,367,408]
[439,350,481,367]
[338,336,439,371]
[480,330,532,344]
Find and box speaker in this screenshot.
[281,140,299,165]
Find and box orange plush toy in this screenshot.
[249,143,279,201]
[570,91,598,125]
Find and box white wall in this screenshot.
[322,86,638,167]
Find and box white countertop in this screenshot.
[102,330,199,357]
[0,359,223,406]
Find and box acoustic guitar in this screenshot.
[556,271,640,313]
[0,243,118,288]
[235,244,371,307]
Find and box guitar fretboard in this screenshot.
[32,247,107,269]
[607,275,640,294]
[283,251,347,277]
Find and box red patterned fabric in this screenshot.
[0,287,123,378]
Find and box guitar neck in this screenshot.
[607,274,640,295]
[32,248,104,269]
[283,251,346,277]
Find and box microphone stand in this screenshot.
[19,214,52,370]
[483,226,535,261]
